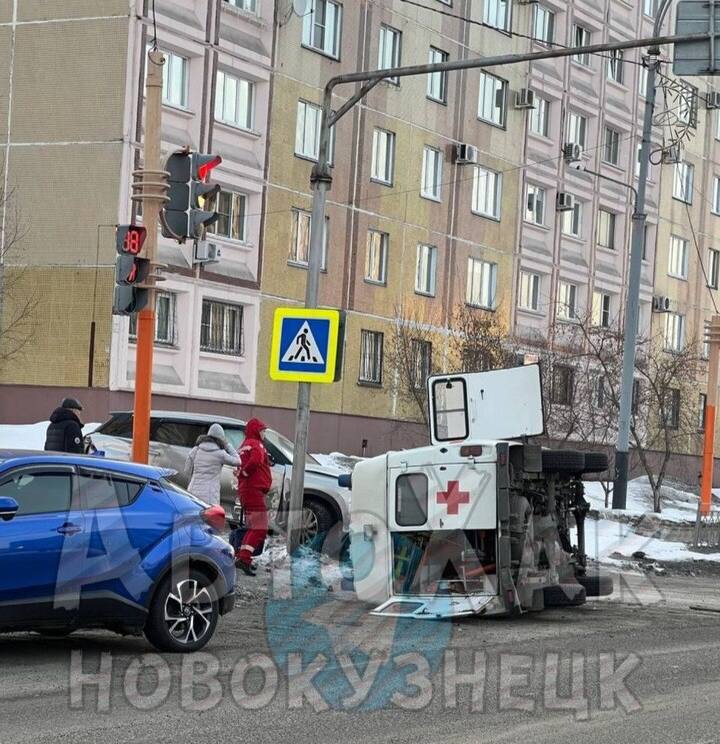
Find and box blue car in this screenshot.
[0,451,236,652]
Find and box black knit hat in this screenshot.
[61,397,83,411]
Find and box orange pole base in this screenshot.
[131,307,155,464]
[701,405,716,517]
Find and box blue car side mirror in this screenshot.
[0,497,19,522]
[338,474,352,489]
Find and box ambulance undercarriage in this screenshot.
[347,366,612,619]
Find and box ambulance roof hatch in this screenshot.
[427,364,545,445]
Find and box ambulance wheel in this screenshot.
[576,571,614,597]
[541,449,586,475]
[543,583,587,607]
[583,452,610,474]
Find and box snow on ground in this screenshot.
[583,477,703,524]
[0,422,101,451]
[581,515,720,564]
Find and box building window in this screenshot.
[607,48,624,84]
[602,127,620,165]
[215,70,253,130]
[421,146,443,200]
[210,190,247,242]
[471,166,502,219]
[668,235,689,279]
[302,0,342,59]
[427,47,449,103]
[677,82,698,128]
[716,110,720,141]
[295,100,335,162]
[597,376,606,408]
[359,330,383,385]
[713,176,720,214]
[597,209,616,250]
[161,51,188,108]
[519,271,540,311]
[561,201,582,238]
[552,365,574,405]
[635,143,653,180]
[478,71,507,127]
[415,244,437,296]
[411,340,432,390]
[200,300,243,356]
[371,128,395,185]
[644,0,656,17]
[529,96,549,137]
[225,0,257,10]
[378,25,402,85]
[572,25,591,66]
[290,208,328,268]
[673,161,694,203]
[533,4,554,44]
[664,312,685,352]
[638,65,649,98]
[483,0,510,31]
[566,111,587,149]
[708,248,720,289]
[592,291,611,328]
[699,393,708,431]
[632,379,641,414]
[664,389,681,429]
[525,184,546,225]
[557,281,578,321]
[466,258,497,309]
[365,230,388,284]
[129,291,176,345]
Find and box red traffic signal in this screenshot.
[195,154,222,182]
[116,225,147,256]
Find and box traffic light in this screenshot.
[112,225,150,315]
[162,149,222,242]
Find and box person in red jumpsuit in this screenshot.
[235,418,272,576]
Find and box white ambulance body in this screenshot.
[347,365,612,619]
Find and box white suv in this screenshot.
[90,411,350,545]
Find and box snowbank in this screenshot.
[0,422,101,451]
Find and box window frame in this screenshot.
[466,257,497,310]
[358,329,384,385]
[371,127,396,186]
[301,0,343,60]
[365,229,389,285]
[525,183,546,226]
[518,270,540,312]
[483,0,511,32]
[602,126,620,166]
[378,24,402,85]
[129,291,177,346]
[673,161,694,204]
[597,208,617,250]
[708,248,720,290]
[572,24,592,66]
[529,95,549,138]
[427,46,449,103]
[668,235,689,280]
[478,71,508,128]
[533,4,555,45]
[210,189,248,243]
[557,280,578,321]
[421,146,443,201]
[663,312,686,353]
[200,299,245,357]
[289,207,329,269]
[0,465,77,517]
[214,69,254,131]
[415,243,438,296]
[471,165,502,220]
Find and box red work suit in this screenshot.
[236,418,272,567]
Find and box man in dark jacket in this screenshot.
[44,398,84,454]
[235,418,272,576]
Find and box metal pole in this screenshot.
[701,316,720,515]
[286,106,333,555]
[131,48,164,464]
[613,0,673,509]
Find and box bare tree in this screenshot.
[0,183,33,369]
[544,313,703,513]
[447,304,516,373]
[387,301,442,425]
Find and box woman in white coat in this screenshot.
[184,423,240,506]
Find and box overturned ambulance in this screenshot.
[344,365,613,619]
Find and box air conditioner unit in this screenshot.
[661,145,681,164]
[556,192,575,212]
[455,143,478,165]
[194,240,221,264]
[652,295,671,313]
[707,91,720,109]
[563,143,583,162]
[515,88,536,110]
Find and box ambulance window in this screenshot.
[396,474,428,526]
[432,378,469,441]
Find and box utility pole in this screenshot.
[701,316,720,515]
[131,48,165,464]
[284,24,708,551]
[613,0,674,509]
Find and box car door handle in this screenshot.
[57,522,82,536]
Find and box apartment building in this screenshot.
[0,0,271,422]
[256,0,534,451]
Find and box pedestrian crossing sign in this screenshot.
[269,307,343,383]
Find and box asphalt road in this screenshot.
[2,571,720,744]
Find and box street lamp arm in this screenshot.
[581,167,639,207]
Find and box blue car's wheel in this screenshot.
[144,569,219,653]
